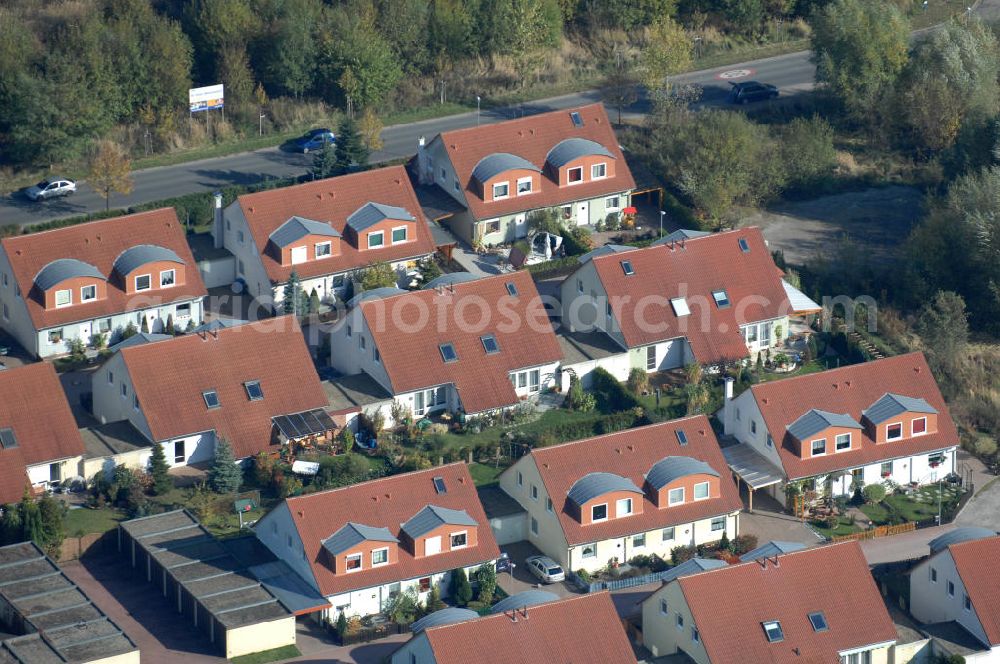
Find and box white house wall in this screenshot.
[218,202,276,305]
[498,456,571,567]
[92,355,155,442]
[642,581,709,663]
[911,551,991,649]
[390,632,435,664]
[26,457,81,486]
[254,503,321,593]
[561,351,631,389]
[324,564,485,620]
[0,248,39,356]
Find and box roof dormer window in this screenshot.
[668,487,685,505]
[160,269,175,287]
[135,275,151,292]
[203,390,220,409]
[0,428,18,449]
[493,183,509,200]
[762,620,784,642]
[316,241,332,258]
[712,289,730,308]
[481,335,500,354]
[81,285,97,302]
[886,423,903,441]
[591,163,607,179]
[567,167,583,184]
[55,289,72,307]
[808,612,828,632]
[244,380,263,401]
[368,231,384,249]
[591,504,608,522]
[439,343,458,363]
[621,260,634,276]
[517,177,533,195]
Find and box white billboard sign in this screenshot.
[189,84,224,113]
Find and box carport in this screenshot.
[722,444,785,513]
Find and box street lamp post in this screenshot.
[259,112,266,137]
[477,96,481,127]
[659,210,666,237]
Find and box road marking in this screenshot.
[716,68,756,80]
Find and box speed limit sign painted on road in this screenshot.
[716,68,756,80]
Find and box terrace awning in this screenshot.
[722,444,785,490]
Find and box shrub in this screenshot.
[730,534,759,555]
[474,563,497,605]
[719,531,731,552]
[450,568,472,607]
[863,484,887,504]
[626,368,650,395]
[671,544,697,565]
[574,568,592,585]
[591,368,639,412]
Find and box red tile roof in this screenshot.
[422,592,636,664]
[118,317,329,459]
[523,416,742,546]
[590,228,790,364]
[949,535,1000,646]
[358,272,562,414]
[677,542,896,663]
[432,104,636,220]
[236,166,436,284]
[1,209,207,330]
[0,363,85,504]
[281,463,500,597]
[748,353,958,480]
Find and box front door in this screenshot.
[576,201,589,226]
[79,322,92,344]
[514,214,527,239]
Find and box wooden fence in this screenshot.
[831,522,917,543]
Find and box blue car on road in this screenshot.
[295,128,336,153]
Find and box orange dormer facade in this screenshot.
[480,167,541,202]
[41,277,109,310]
[648,473,721,509]
[405,523,479,559]
[348,218,414,252]
[118,259,186,295]
[273,234,342,266]
[573,489,646,525]
[790,425,861,459]
[866,412,938,443]
[330,540,400,575]
[550,154,616,187]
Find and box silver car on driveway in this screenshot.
[526,555,565,584]
[25,178,76,201]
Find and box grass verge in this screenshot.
[63,507,125,536]
[230,644,301,664]
[469,462,505,487]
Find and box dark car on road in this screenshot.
[294,128,336,153]
[728,81,779,104]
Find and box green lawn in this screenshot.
[859,485,965,525]
[229,644,301,664]
[758,358,838,383]
[63,507,125,536]
[427,408,598,451]
[469,462,505,488]
[809,515,863,539]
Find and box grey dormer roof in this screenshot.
[346,202,415,233]
[545,138,615,168]
[113,245,184,276]
[34,259,106,291]
[645,457,719,491]
[652,229,711,246]
[578,244,637,264]
[470,153,541,183]
[108,333,173,353]
[269,216,341,248]
[739,540,807,562]
[928,527,996,555]
[400,505,478,540]
[423,272,480,290]
[322,522,399,556]
[410,608,479,633]
[567,472,643,507]
[658,558,728,583]
[490,590,559,614]
[786,409,863,442]
[346,287,406,309]
[192,319,248,333]
[863,393,938,424]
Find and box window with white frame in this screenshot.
[368,231,384,248]
[345,553,362,572]
[751,420,757,435]
[530,484,538,501]
[762,621,784,642]
[930,567,937,582]
[745,324,758,344]
[662,527,675,541]
[48,329,63,344]
[881,461,893,477]
[646,346,657,370]
[546,497,553,513]
[693,481,710,500]
[886,423,903,441]
[668,487,684,505]
[632,533,645,548]
[964,593,972,611]
[372,548,389,567]
[660,599,669,615]
[835,433,851,451]
[711,517,726,531]
[567,167,583,184]
[811,439,827,456]
[290,246,307,264]
[160,269,175,287]
[484,219,500,235]
[606,196,620,211]
[670,297,690,317]
[616,497,633,516]
[581,544,597,558]
[591,163,607,179]
[912,417,927,435]
[135,274,151,291]
[691,626,700,644]
[392,227,408,243]
[712,290,730,308]
[947,580,955,597]
[530,517,538,535]
[760,321,771,345]
[81,285,97,302]
[315,242,332,258]
[237,230,245,244]
[450,531,467,549]
[529,369,540,392]
[492,182,509,199]
[516,177,533,195]
[676,614,684,631]
[54,289,72,307]
[591,504,608,522]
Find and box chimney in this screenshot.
[212,191,224,249]
[722,377,735,435]
[416,135,431,185]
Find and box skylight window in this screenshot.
[676,430,688,446]
[762,621,784,643]
[621,260,634,276]
[0,428,17,450]
[481,335,500,354]
[712,289,730,308]
[439,343,458,363]
[570,111,583,127]
[203,390,220,409]
[433,476,447,494]
[808,612,828,632]
[505,282,518,297]
[244,380,263,401]
[738,238,751,253]
[670,297,690,317]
